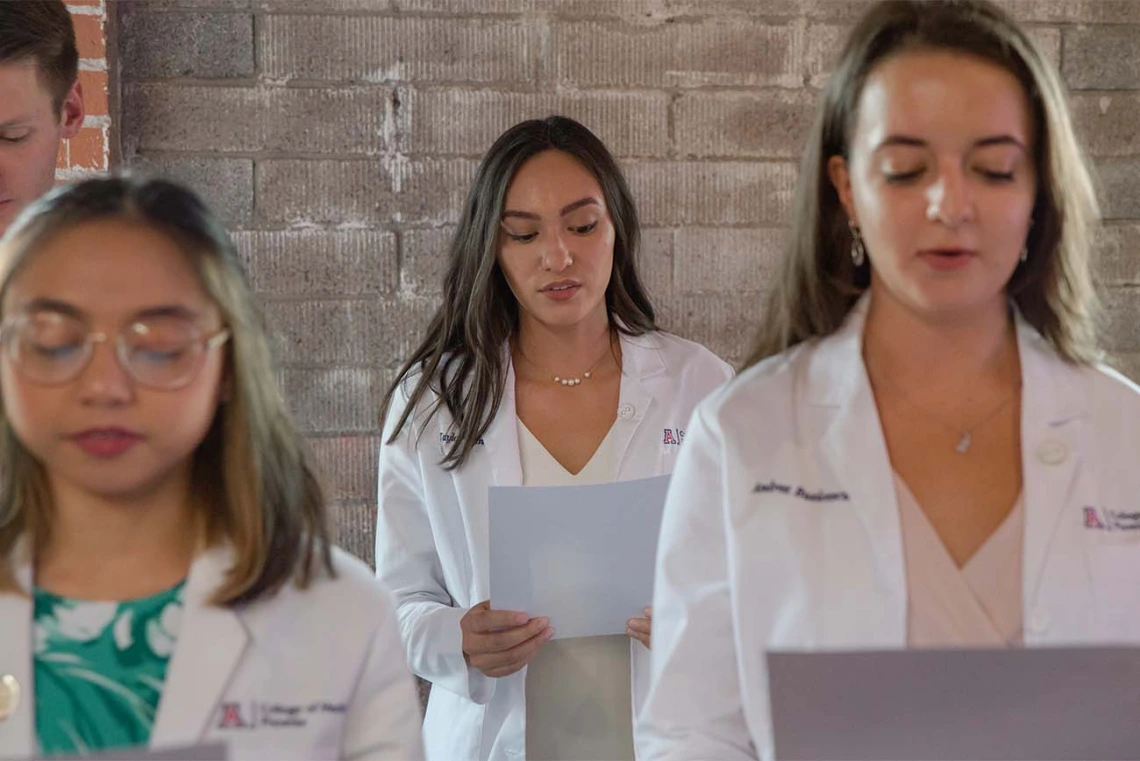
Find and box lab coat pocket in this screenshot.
[1089,543,1140,641]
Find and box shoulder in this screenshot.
[696,339,810,430]
[627,331,734,384]
[260,548,396,633]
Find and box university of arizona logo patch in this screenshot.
[1084,507,1107,530]
[663,428,685,446]
[1083,506,1140,532]
[218,702,249,729]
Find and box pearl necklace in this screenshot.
[517,334,615,388]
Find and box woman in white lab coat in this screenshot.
[638,2,1140,759]
[375,116,731,761]
[0,176,423,760]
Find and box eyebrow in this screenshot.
[501,197,601,221]
[874,134,1028,152]
[20,299,203,322]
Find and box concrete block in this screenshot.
[232,230,398,296]
[1096,224,1140,286]
[1097,159,1140,220]
[1064,26,1140,90]
[655,292,763,364]
[397,159,480,226]
[125,0,251,9]
[551,19,803,89]
[402,89,670,158]
[261,16,536,85]
[278,366,395,434]
[674,91,817,159]
[1106,351,1140,384]
[256,159,396,226]
[674,228,784,294]
[259,0,392,10]
[122,84,391,154]
[332,499,376,568]
[263,297,438,367]
[402,227,456,296]
[1072,94,1140,158]
[1101,286,1140,351]
[638,228,674,303]
[306,435,380,502]
[123,155,253,228]
[120,10,253,79]
[998,0,1140,24]
[626,160,798,226]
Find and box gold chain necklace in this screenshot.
[515,332,615,388]
[875,371,1021,454]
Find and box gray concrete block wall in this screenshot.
[117,0,1140,565]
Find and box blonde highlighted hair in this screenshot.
[0,174,334,604]
[745,0,1101,368]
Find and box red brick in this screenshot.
[78,70,108,117]
[66,127,106,170]
[72,14,105,60]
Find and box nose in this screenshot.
[77,336,134,406]
[540,230,573,272]
[925,160,976,227]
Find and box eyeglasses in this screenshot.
[0,312,230,390]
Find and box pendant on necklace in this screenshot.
[956,431,972,454]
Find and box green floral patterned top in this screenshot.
[33,580,186,756]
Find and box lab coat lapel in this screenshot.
[0,540,35,758]
[1017,320,1087,616]
[150,544,248,748]
[612,334,662,478]
[812,297,907,606]
[481,353,523,489]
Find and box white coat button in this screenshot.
[0,675,20,722]
[1028,608,1051,634]
[618,404,635,420]
[1036,440,1068,466]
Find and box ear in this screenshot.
[827,154,857,225]
[59,80,84,140]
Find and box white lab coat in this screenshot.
[0,541,424,761]
[638,296,1140,761]
[375,331,732,761]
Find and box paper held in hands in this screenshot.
[489,475,671,640]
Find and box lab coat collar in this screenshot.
[807,291,1091,608]
[0,540,253,752]
[469,331,667,487]
[0,537,34,758]
[150,542,249,748]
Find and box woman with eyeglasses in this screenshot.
[0,175,423,760]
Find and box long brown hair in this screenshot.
[379,116,658,469]
[744,0,1101,368]
[0,175,335,605]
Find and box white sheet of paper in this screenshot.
[767,647,1140,760]
[489,474,671,640]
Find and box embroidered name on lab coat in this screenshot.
[753,480,850,502]
[1084,506,1140,532]
[216,701,348,730]
[439,432,484,446]
[663,428,685,445]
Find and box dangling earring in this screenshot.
[848,219,866,267]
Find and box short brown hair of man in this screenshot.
[0,0,80,113]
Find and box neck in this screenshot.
[515,309,615,379]
[862,285,1019,391]
[36,465,199,600]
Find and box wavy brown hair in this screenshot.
[379,116,658,469]
[745,0,1101,368]
[0,175,334,605]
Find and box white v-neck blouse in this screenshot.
[896,473,1025,648]
[516,418,635,761]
